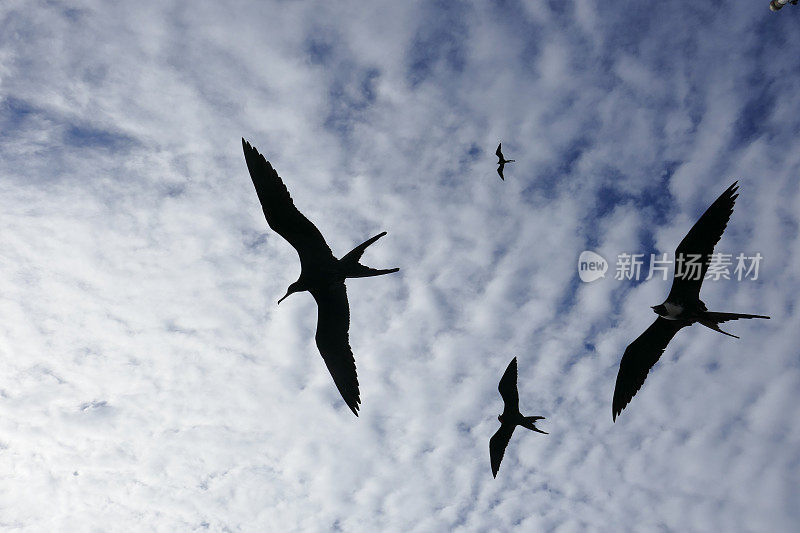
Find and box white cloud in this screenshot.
[0,1,799,531]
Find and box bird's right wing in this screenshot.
[498,357,519,415]
[311,282,360,416]
[496,143,503,159]
[612,317,687,421]
[489,423,516,478]
[667,182,739,302]
[242,139,335,266]
[497,164,505,180]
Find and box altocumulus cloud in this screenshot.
[0,1,799,531]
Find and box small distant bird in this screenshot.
[242,138,399,416]
[495,143,515,180]
[770,0,797,12]
[490,357,547,478]
[612,181,770,421]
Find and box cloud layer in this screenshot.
[1,1,799,530]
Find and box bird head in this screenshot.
[651,304,667,316]
[278,281,302,304]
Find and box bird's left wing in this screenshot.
[498,357,519,415]
[489,423,516,478]
[311,282,360,416]
[497,164,505,180]
[496,143,503,159]
[667,182,738,302]
[612,317,687,421]
[242,139,336,267]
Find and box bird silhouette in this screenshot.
[242,138,399,416]
[490,357,547,478]
[612,181,770,421]
[495,143,515,180]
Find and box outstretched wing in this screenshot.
[311,282,360,416]
[242,139,336,268]
[498,357,519,416]
[497,163,505,180]
[496,143,503,160]
[667,182,739,302]
[489,423,516,478]
[612,318,687,421]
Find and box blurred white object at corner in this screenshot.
[770,0,798,12]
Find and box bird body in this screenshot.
[612,182,770,421]
[490,357,547,478]
[278,231,398,303]
[659,302,686,320]
[495,143,515,180]
[242,138,398,416]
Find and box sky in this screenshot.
[1,0,799,531]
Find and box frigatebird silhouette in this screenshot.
[242,139,399,416]
[495,143,515,180]
[612,181,770,421]
[490,357,547,478]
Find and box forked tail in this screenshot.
[699,312,770,338]
[341,232,400,279]
[521,416,548,434]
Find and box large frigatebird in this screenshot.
[612,181,770,421]
[242,139,399,416]
[495,143,515,180]
[490,357,547,478]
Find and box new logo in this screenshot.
[578,251,608,282]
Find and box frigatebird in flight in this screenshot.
[242,138,399,416]
[490,357,547,478]
[612,181,770,421]
[495,143,515,180]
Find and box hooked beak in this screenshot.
[277,292,290,305]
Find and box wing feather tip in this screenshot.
[612,402,623,422]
